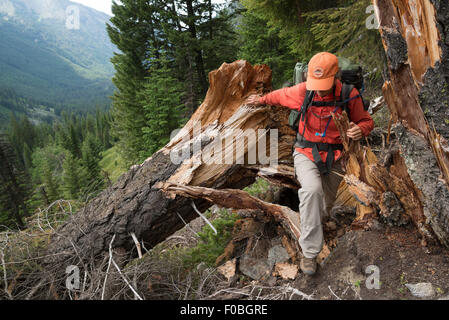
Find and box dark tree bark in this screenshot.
[208,0,213,40]
[373,0,449,246]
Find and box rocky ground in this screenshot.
[165,204,449,301]
[294,226,449,300]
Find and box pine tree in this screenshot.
[41,159,60,204]
[239,0,384,82]
[62,152,82,200]
[304,0,385,82]
[23,142,33,173]
[237,8,296,87]
[107,0,239,165]
[80,133,104,197]
[106,0,161,165]
[0,134,31,228]
[69,123,81,158]
[139,56,187,159]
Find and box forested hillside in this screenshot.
[0,0,115,119]
[0,88,58,126]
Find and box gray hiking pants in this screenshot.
[293,149,344,259]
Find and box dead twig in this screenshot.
[176,212,200,237]
[328,285,342,300]
[108,234,143,300]
[191,201,217,235]
[101,234,116,300]
[130,233,143,259]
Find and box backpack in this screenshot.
[288,57,370,132]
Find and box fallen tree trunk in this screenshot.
[44,61,275,269]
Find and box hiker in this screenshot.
[246,52,374,275]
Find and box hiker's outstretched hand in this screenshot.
[347,122,363,141]
[246,94,263,106]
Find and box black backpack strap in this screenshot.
[300,90,315,121]
[291,90,315,155]
[299,90,315,138]
[294,137,344,176]
[341,83,354,116]
[310,101,343,107]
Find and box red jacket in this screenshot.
[259,80,374,163]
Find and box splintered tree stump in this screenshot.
[373,0,449,246]
[326,0,449,246]
[332,111,433,239]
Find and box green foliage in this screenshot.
[183,210,239,267]
[30,144,65,188]
[240,0,339,59]
[240,0,385,88]
[108,0,238,165]
[80,133,105,197]
[305,0,385,82]
[107,0,163,165]
[243,177,270,197]
[41,159,61,204]
[0,108,116,221]
[140,57,188,159]
[400,273,407,285]
[22,143,33,172]
[0,134,31,229]
[236,9,296,88]
[62,152,82,200]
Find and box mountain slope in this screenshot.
[0,0,115,114]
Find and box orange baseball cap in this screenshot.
[306,52,339,91]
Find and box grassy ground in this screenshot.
[99,145,129,184]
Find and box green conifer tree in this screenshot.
[62,152,82,200]
[106,0,161,165]
[0,134,31,228]
[23,142,33,173]
[139,56,187,159]
[80,133,104,197]
[41,159,60,203]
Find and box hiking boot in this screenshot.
[300,257,317,275]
